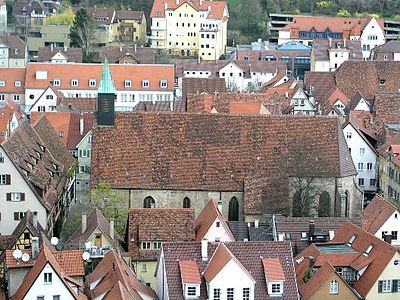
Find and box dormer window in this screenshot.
[348,234,357,245]
[53,78,60,86]
[14,48,19,55]
[160,80,168,88]
[124,80,131,87]
[364,244,373,256]
[142,80,149,88]
[71,79,79,86]
[89,79,96,87]
[268,282,283,296]
[141,241,151,250]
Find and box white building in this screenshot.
[0,0,6,34]
[343,121,377,198]
[23,63,175,112]
[290,87,316,115]
[362,195,400,246]
[0,35,28,68]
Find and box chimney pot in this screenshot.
[201,239,208,261]
[32,212,38,229]
[309,219,315,242]
[82,214,87,234]
[32,237,39,260]
[79,113,84,135]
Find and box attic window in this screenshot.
[348,234,357,245]
[364,244,373,256]
[142,80,149,88]
[53,79,60,86]
[268,282,283,296]
[160,80,168,88]
[124,80,132,88]
[15,81,21,87]
[59,131,64,137]
[89,79,96,87]
[380,79,385,85]
[71,79,79,87]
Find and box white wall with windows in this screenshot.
[373,210,400,246]
[343,123,377,194]
[201,217,234,243]
[360,18,385,60]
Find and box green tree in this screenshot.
[69,9,98,57]
[89,182,128,236]
[45,9,75,25]
[336,9,352,17]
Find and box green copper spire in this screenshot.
[98,58,116,94]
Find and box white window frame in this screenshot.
[360,148,365,155]
[160,80,168,88]
[243,287,250,300]
[346,132,352,139]
[14,81,21,87]
[227,288,234,300]
[13,94,20,101]
[53,79,60,86]
[141,241,151,250]
[381,280,392,293]
[329,280,338,294]
[142,80,150,88]
[124,80,132,87]
[89,79,96,87]
[269,282,283,295]
[44,272,52,284]
[0,81,5,86]
[358,163,364,170]
[11,192,21,202]
[71,79,79,87]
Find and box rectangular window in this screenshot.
[142,241,151,250]
[271,283,283,294]
[141,263,147,272]
[0,153,4,163]
[37,297,44,300]
[38,106,46,112]
[358,163,364,170]
[358,178,365,186]
[89,79,96,87]
[53,79,60,86]
[329,280,339,294]
[360,148,365,155]
[71,79,79,86]
[14,212,25,221]
[124,80,132,87]
[243,288,250,300]
[142,80,149,88]
[10,192,24,202]
[13,94,20,101]
[346,132,352,138]
[0,174,10,185]
[213,288,221,300]
[392,231,398,240]
[160,80,168,88]
[44,272,52,284]
[227,288,234,300]
[153,241,162,249]
[367,163,373,171]
[53,296,60,300]
[187,286,197,296]
[379,280,392,293]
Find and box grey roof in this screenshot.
[0,35,26,59]
[312,39,362,61]
[37,47,83,63]
[227,221,273,241]
[115,10,144,22]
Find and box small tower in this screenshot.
[97,58,116,126]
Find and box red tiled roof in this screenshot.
[229,102,271,115]
[163,241,298,299]
[86,250,156,299]
[194,199,234,241]
[11,244,86,300]
[53,250,85,276]
[150,0,227,20]
[262,258,285,281]
[361,195,398,235]
[91,113,356,216]
[0,68,25,93]
[5,249,35,269]
[128,208,195,260]
[179,260,201,284]
[390,144,400,154]
[25,63,174,92]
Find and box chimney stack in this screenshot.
[343,38,347,48]
[309,219,315,242]
[82,214,87,234]
[329,37,332,48]
[64,45,67,52]
[254,219,259,228]
[32,237,39,260]
[201,239,208,261]
[110,219,115,241]
[176,0,179,5]
[79,113,84,135]
[50,43,53,52]
[134,43,137,53]
[32,212,38,229]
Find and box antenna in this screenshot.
[13,249,22,260]
[50,237,59,246]
[82,252,90,261]
[21,253,30,263]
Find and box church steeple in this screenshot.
[98,57,116,94]
[97,58,116,126]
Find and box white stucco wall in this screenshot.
[373,211,400,246]
[24,263,77,300]
[360,18,385,59]
[0,147,47,235]
[208,259,255,300]
[202,216,234,242]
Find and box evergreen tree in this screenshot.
[69,9,97,57]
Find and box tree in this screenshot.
[45,9,75,25]
[69,9,98,57]
[89,182,128,236]
[336,9,352,17]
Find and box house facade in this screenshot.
[290,87,316,115]
[0,36,28,68]
[343,122,377,201]
[0,0,6,34]
[23,62,175,112]
[0,68,26,105]
[150,0,229,60]
[113,11,147,44]
[371,40,400,60]
[279,16,385,59]
[75,131,92,191]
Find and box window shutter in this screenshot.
[378,281,383,293]
[6,193,11,201]
[88,150,90,158]
[79,150,82,157]
[6,174,10,185]
[21,193,25,201]
[392,280,398,293]
[14,212,18,221]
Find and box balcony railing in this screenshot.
[84,246,112,258]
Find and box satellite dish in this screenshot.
[13,249,22,260]
[21,253,30,263]
[82,252,90,261]
[50,237,59,246]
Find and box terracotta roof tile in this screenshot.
[133,100,186,112]
[99,46,156,64]
[179,260,201,284]
[53,250,85,276]
[91,113,356,216]
[229,102,272,115]
[0,68,25,93]
[128,208,195,260]
[373,93,400,124]
[361,195,398,235]
[163,241,298,299]
[262,258,285,281]
[37,47,83,63]
[182,77,227,102]
[86,250,156,299]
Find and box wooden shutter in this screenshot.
[20,193,25,201]
[378,281,383,293]
[88,150,90,158]
[6,174,10,185]
[14,212,19,221]
[392,280,398,293]
[6,193,11,201]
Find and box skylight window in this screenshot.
[348,234,357,245]
[364,244,373,256]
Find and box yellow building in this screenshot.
[113,11,147,45]
[150,0,229,60]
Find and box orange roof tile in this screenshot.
[0,116,7,142]
[361,195,398,235]
[179,260,201,284]
[25,63,174,92]
[0,68,25,93]
[150,0,226,20]
[326,87,349,106]
[5,249,35,269]
[262,258,285,282]
[194,199,235,241]
[390,144,400,154]
[53,250,85,277]
[229,102,271,115]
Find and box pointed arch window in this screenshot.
[143,196,155,208]
[183,197,191,208]
[228,197,239,221]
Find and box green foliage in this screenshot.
[337,9,352,17]
[89,182,128,236]
[67,163,77,179]
[70,9,98,54]
[45,9,75,25]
